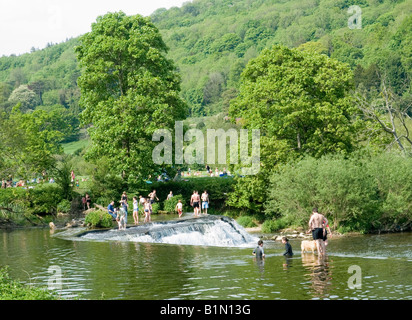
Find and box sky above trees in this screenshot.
[0,0,189,56]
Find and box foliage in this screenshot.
[261,217,290,233]
[265,151,412,233]
[26,184,64,215]
[145,177,236,209]
[0,106,63,178]
[7,85,39,112]
[0,1,410,234]
[355,80,412,155]
[0,183,65,219]
[0,267,58,300]
[236,215,257,228]
[75,11,187,182]
[227,44,363,215]
[57,199,71,213]
[226,174,268,214]
[84,210,113,228]
[151,202,160,214]
[0,0,410,119]
[163,194,186,213]
[52,156,74,200]
[86,157,126,207]
[230,44,361,164]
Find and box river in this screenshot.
[0,214,411,300]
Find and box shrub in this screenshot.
[57,199,71,213]
[147,177,235,209]
[261,217,288,233]
[84,210,113,228]
[151,202,160,214]
[236,216,257,228]
[0,267,58,300]
[264,151,412,233]
[27,184,64,215]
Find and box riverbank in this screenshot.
[245,224,355,241]
[1,225,411,300]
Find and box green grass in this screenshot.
[62,138,90,154]
[0,267,59,300]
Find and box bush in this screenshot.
[84,210,113,228]
[261,217,288,233]
[57,199,71,213]
[151,202,160,214]
[146,177,236,210]
[0,184,64,217]
[265,151,412,233]
[0,267,58,300]
[236,216,257,228]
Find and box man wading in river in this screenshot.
[308,208,328,256]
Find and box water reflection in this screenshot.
[301,253,333,299]
[253,256,265,277]
[282,256,294,271]
[1,228,411,300]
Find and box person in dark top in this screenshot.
[252,240,265,258]
[282,237,293,256]
[107,201,116,219]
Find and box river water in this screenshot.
[0,214,411,300]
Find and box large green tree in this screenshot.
[230,44,361,166]
[75,12,187,182]
[227,44,362,213]
[0,106,63,178]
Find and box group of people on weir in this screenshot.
[106,190,210,230]
[104,188,330,258]
[253,207,332,258]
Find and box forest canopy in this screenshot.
[0,0,410,118]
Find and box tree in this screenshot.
[0,82,12,104]
[230,44,361,165]
[8,85,40,112]
[0,106,63,178]
[227,44,362,213]
[355,78,412,154]
[75,12,187,182]
[52,155,74,200]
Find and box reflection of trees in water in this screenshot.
[301,253,332,299]
[253,257,265,278]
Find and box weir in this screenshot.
[59,215,258,248]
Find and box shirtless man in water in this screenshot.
[308,208,328,255]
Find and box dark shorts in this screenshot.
[323,230,328,241]
[193,201,199,208]
[312,228,324,240]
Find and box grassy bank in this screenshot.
[0,267,59,300]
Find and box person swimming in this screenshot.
[252,240,265,258]
[282,237,293,256]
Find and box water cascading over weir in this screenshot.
[55,215,258,248]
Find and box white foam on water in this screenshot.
[78,216,258,248]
